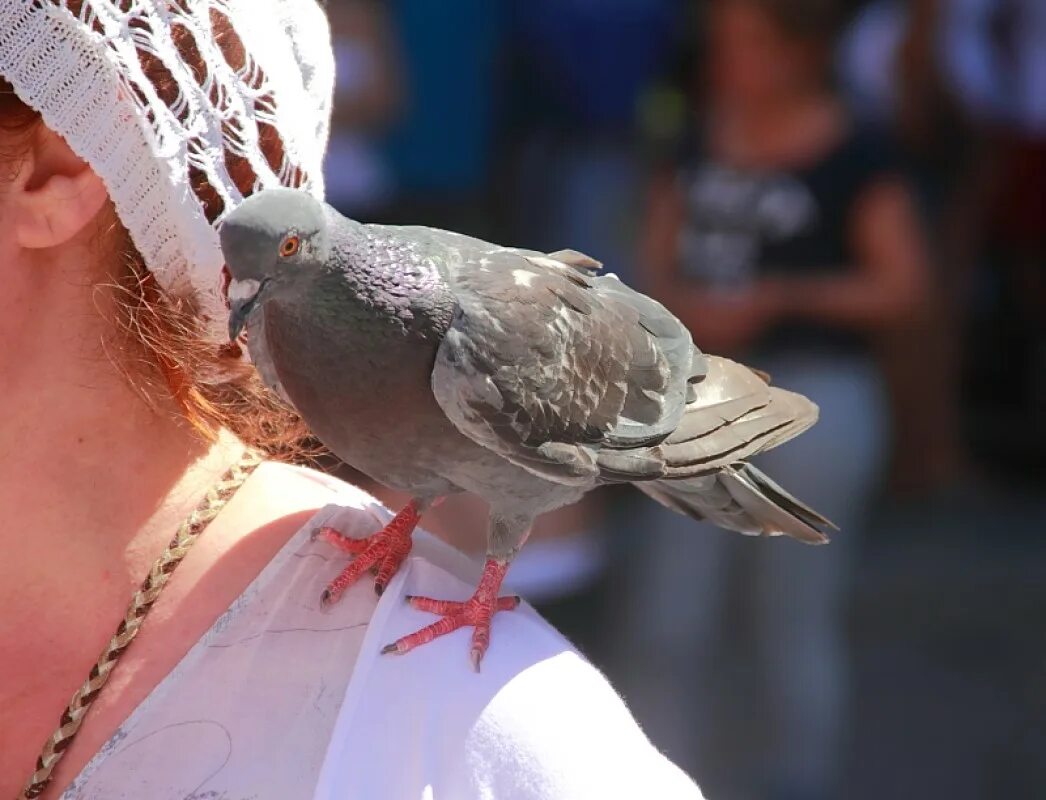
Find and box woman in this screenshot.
[633,0,927,797]
[0,2,699,798]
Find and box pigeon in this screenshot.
[220,188,835,670]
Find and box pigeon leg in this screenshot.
[381,559,520,671]
[317,498,430,605]
[313,527,372,555]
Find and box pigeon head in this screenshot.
[220,188,331,341]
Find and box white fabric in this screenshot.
[0,0,334,344]
[62,464,702,800]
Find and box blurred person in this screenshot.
[939,0,1046,139]
[937,0,1046,469]
[838,0,969,491]
[324,0,402,216]
[0,2,703,798]
[631,0,928,796]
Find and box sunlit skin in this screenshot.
[0,125,341,799]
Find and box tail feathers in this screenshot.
[638,462,835,545]
[662,369,820,477]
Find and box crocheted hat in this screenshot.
[0,0,334,344]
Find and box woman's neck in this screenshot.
[0,365,246,795]
[0,248,245,752]
[0,324,238,598]
[710,90,845,170]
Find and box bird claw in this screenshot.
[312,525,370,553]
[317,502,422,605]
[381,560,518,669]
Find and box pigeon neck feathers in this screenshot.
[315,224,457,343]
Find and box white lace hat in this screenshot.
[0,0,334,344]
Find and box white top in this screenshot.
[62,465,702,800]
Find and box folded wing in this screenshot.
[431,241,821,496]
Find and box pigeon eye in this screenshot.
[280,235,301,258]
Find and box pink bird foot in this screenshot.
[317,500,423,604]
[381,559,520,671]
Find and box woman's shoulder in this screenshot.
[248,460,378,508]
[315,510,703,799]
[220,468,701,797]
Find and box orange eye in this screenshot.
[280,235,301,258]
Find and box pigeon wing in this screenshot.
[431,247,700,485]
[657,355,820,477]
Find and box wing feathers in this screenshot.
[431,245,817,488]
[546,248,603,273]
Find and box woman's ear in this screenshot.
[11,126,108,249]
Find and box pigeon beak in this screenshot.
[227,277,265,341]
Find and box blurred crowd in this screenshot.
[323,2,1046,799]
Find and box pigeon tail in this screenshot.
[638,462,836,545]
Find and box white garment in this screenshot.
[62,465,701,800]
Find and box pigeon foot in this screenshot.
[380,559,519,671]
[317,500,423,605]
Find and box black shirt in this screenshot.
[676,126,901,355]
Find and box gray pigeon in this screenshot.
[221,188,834,670]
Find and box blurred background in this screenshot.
[321,1,1046,798]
